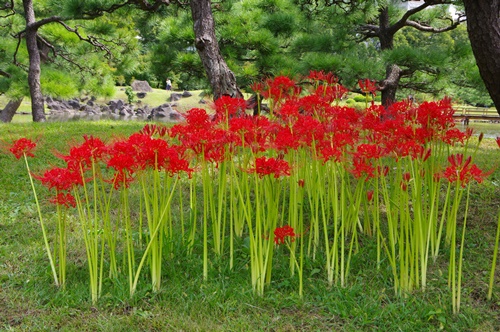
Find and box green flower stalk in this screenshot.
[488,209,500,300]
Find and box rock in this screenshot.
[148,103,183,121]
[169,111,183,121]
[182,90,192,98]
[108,99,125,112]
[67,99,81,110]
[131,80,153,92]
[169,93,183,102]
[136,92,147,99]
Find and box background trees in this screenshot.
[1,0,498,121]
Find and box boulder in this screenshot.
[131,80,153,92]
[108,99,125,112]
[182,90,192,98]
[148,103,182,121]
[169,93,182,102]
[136,92,147,99]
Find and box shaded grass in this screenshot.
[1,121,500,331]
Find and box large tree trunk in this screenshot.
[378,7,394,50]
[190,0,243,100]
[22,0,46,122]
[0,99,23,123]
[379,64,403,106]
[463,0,500,115]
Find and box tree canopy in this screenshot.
[1,0,498,121]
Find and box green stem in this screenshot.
[23,154,59,287]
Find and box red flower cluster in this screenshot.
[213,95,247,122]
[274,225,296,245]
[9,138,36,159]
[358,78,377,97]
[9,73,487,207]
[251,156,291,178]
[49,192,76,208]
[441,154,486,187]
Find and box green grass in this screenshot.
[1,122,500,331]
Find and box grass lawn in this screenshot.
[1,118,500,331]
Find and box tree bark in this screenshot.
[379,64,403,106]
[22,0,46,122]
[190,0,243,100]
[463,0,500,115]
[378,7,394,50]
[0,98,23,123]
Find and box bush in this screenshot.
[353,95,370,103]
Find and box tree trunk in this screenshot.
[22,0,46,122]
[378,7,394,50]
[380,64,403,106]
[0,99,23,123]
[190,0,243,100]
[463,0,500,115]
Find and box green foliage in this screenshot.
[353,95,368,103]
[124,86,136,104]
[262,12,297,37]
[40,68,79,98]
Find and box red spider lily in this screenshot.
[442,154,486,187]
[400,172,411,191]
[412,98,455,137]
[308,70,339,86]
[250,81,265,95]
[478,132,484,143]
[367,190,374,202]
[329,84,349,101]
[496,137,500,148]
[358,78,377,96]
[183,108,212,129]
[9,138,36,159]
[140,124,168,138]
[273,126,301,153]
[442,128,468,145]
[35,166,84,190]
[61,135,107,171]
[274,225,296,245]
[229,116,277,153]
[106,138,140,175]
[316,139,344,163]
[351,156,376,180]
[49,192,76,208]
[137,136,191,174]
[298,179,305,188]
[355,143,385,160]
[265,76,300,104]
[291,115,325,147]
[251,156,291,178]
[213,95,247,122]
[275,99,301,121]
[294,94,331,118]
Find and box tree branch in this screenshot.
[405,13,466,33]
[55,21,113,58]
[0,69,11,77]
[0,0,15,18]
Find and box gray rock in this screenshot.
[131,80,153,92]
[169,93,182,102]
